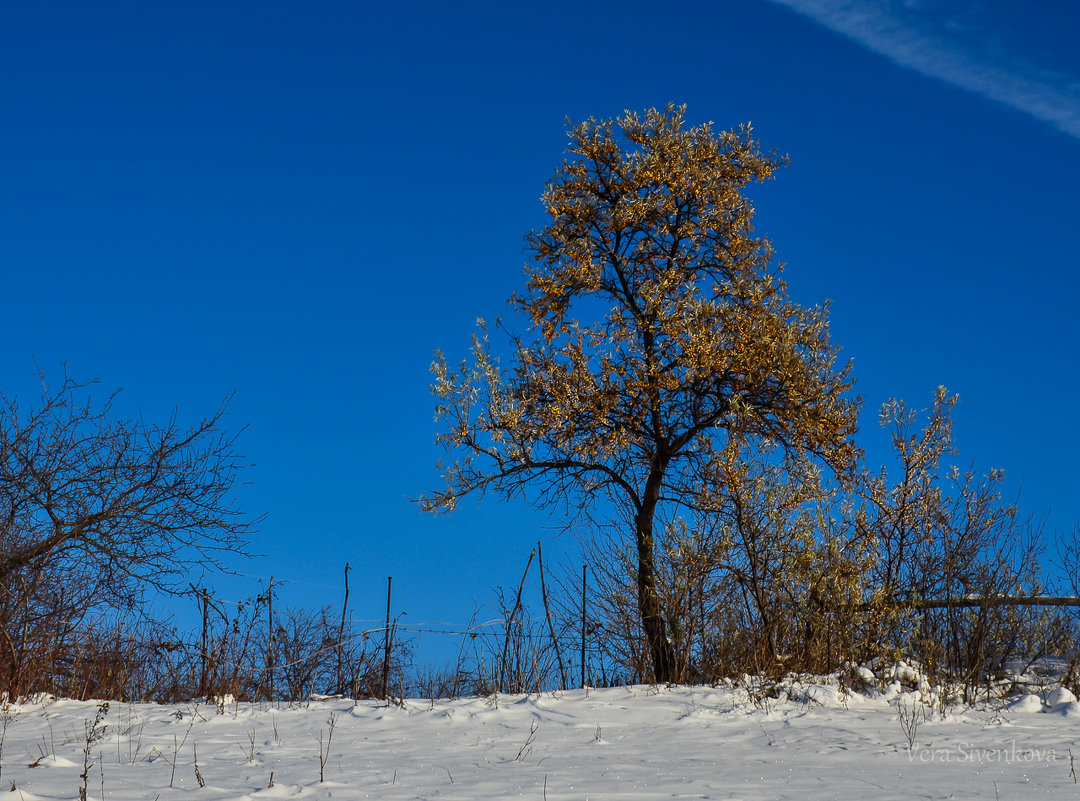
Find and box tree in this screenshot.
[422,106,858,683]
[0,372,254,610]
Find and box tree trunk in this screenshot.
[636,472,677,683]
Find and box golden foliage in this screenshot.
[424,105,857,519]
[422,105,860,682]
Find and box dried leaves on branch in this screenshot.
[422,105,858,683]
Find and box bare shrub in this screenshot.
[0,371,254,700]
[462,587,563,696]
[861,389,1057,697]
[896,697,925,750]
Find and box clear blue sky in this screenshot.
[3,1,1078,662]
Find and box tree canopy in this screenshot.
[423,105,858,682]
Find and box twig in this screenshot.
[515,720,539,762]
[79,702,109,801]
[318,713,337,782]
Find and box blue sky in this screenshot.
[3,1,1078,662]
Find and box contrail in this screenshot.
[768,0,1080,139]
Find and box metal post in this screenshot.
[382,576,393,701]
[581,565,587,688]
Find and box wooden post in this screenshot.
[338,563,350,695]
[537,541,567,690]
[267,576,274,702]
[382,576,393,702]
[191,583,208,698]
[499,548,535,693]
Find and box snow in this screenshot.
[2,679,1080,799]
[1046,687,1078,710]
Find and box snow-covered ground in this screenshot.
[3,674,1080,799]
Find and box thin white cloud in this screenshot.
[769,0,1080,139]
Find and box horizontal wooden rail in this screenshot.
[859,596,1080,611]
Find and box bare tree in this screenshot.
[0,371,255,620]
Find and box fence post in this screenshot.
[581,565,587,688]
[499,548,535,693]
[537,541,567,690]
[191,583,208,698]
[382,576,393,703]
[338,563,350,695]
[267,576,274,702]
